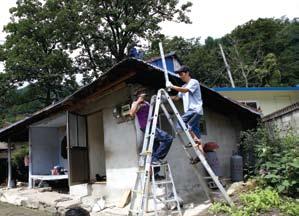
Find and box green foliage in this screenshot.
[43,0,193,83]
[2,0,79,107]
[146,17,298,87]
[276,21,299,85]
[240,126,299,196]
[0,0,193,126]
[11,144,29,167]
[209,188,299,216]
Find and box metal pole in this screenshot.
[158,42,170,91]
[7,137,12,188]
[219,43,235,88]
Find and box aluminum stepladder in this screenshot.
[129,90,182,216]
[159,88,233,206]
[151,163,182,216]
[129,88,234,216]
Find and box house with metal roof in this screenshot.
[0,58,260,206]
[214,87,299,116]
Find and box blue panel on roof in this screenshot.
[149,56,175,72]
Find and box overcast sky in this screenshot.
[1,0,298,44]
[160,0,299,42]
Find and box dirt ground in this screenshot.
[0,202,50,216]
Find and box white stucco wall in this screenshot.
[218,90,299,115]
[77,86,139,200]
[163,108,241,201]
[30,127,60,175]
[75,85,244,203]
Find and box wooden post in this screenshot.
[28,127,32,188]
[219,43,235,88]
[7,137,13,188]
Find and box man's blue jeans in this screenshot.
[141,127,173,175]
[152,128,173,162]
[179,110,201,139]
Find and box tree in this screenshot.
[2,0,78,106]
[52,0,193,83]
[275,19,299,85]
[220,18,288,87]
[145,18,296,88]
[0,73,15,127]
[146,36,229,87]
[255,53,281,86]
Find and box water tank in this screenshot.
[231,151,243,182]
[205,151,221,176]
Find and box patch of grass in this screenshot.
[209,188,299,216]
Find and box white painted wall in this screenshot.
[218,90,299,115]
[160,107,241,201]
[102,107,138,189]
[30,127,60,175]
[74,85,244,203]
[75,86,138,200]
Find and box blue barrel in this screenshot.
[231,152,243,182]
[205,151,221,176]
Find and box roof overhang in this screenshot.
[0,58,261,141]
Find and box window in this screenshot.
[68,113,87,148]
[239,101,259,110]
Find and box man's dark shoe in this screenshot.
[152,159,167,166]
[154,174,166,181]
[184,143,192,148]
[190,157,200,164]
[151,160,160,166]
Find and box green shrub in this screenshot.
[11,144,29,167]
[209,188,299,216]
[240,126,299,197]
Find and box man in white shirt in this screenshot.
[166,65,203,153]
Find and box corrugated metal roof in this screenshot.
[262,102,299,122]
[213,87,299,91]
[0,58,261,141]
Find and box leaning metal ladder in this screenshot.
[158,88,233,206]
[129,91,183,216]
[129,88,234,215]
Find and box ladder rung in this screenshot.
[164,198,177,203]
[131,189,143,194]
[203,176,219,180]
[155,180,172,185]
[205,176,219,180]
[165,210,181,214]
[151,163,169,168]
[140,151,152,156]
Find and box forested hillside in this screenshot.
[147,18,299,88]
[0,1,297,127]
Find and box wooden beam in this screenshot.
[7,137,12,188]
[28,128,33,188]
[69,71,135,112]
